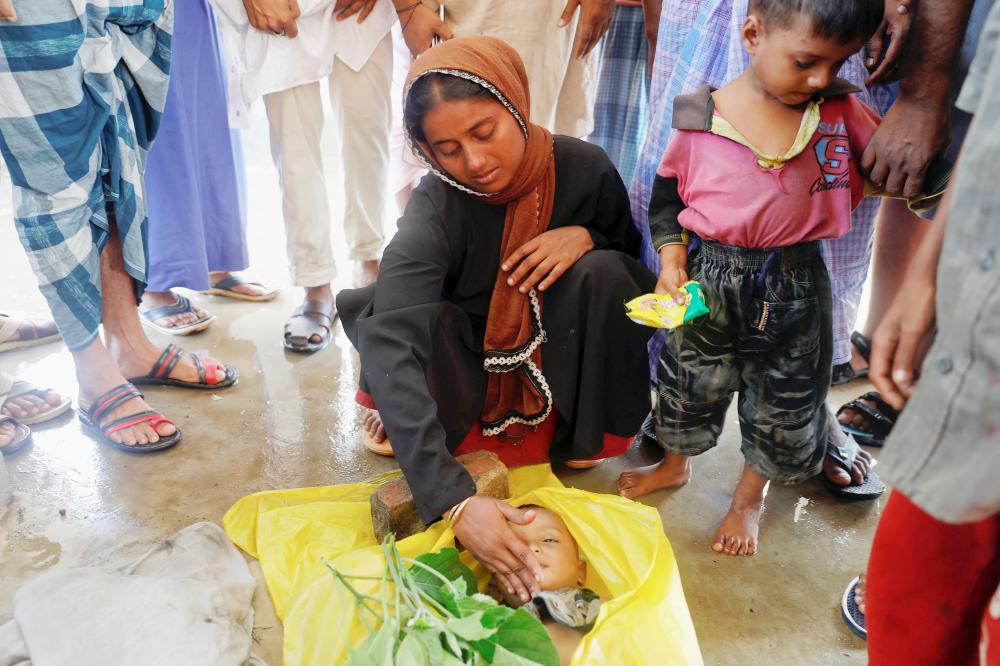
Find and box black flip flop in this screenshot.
[831,332,872,386]
[838,391,898,447]
[283,299,336,353]
[128,344,239,389]
[821,433,885,500]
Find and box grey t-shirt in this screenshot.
[880,0,1000,523]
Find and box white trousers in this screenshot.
[436,0,601,138]
[264,33,392,287]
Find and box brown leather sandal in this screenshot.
[283,300,337,353]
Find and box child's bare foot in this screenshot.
[617,453,692,499]
[712,464,768,557]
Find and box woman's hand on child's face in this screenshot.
[656,245,689,302]
[451,497,544,604]
[502,226,595,294]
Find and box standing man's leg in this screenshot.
[328,34,393,288]
[265,83,338,352]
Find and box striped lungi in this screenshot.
[0,1,172,351]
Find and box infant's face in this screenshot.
[509,508,586,591]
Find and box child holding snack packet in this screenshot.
[618,0,892,556]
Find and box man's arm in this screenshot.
[861,0,976,198]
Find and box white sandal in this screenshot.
[0,372,72,426]
[0,313,60,352]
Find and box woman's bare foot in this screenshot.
[2,386,63,421]
[140,290,211,330]
[353,260,380,289]
[363,408,386,442]
[617,452,692,499]
[712,464,768,557]
[207,271,271,298]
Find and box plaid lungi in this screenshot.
[587,3,649,187]
[631,0,896,370]
[0,1,172,351]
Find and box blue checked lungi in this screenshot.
[0,1,172,352]
[587,3,649,187]
[630,0,896,373]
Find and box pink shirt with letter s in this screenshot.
[656,94,880,249]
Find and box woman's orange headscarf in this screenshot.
[403,37,555,437]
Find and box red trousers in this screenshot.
[868,492,1000,665]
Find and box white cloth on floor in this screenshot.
[0,522,264,666]
[209,0,395,126]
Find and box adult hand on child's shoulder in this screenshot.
[400,3,453,57]
[865,0,917,85]
[241,0,300,37]
[656,244,689,302]
[450,497,543,605]
[861,94,949,200]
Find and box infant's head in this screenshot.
[509,505,586,591]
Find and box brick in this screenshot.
[371,450,509,542]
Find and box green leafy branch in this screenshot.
[323,537,559,666]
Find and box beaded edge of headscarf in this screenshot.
[403,68,528,198]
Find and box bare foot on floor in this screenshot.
[712,464,768,557]
[617,452,692,499]
[855,573,866,615]
[79,391,176,447]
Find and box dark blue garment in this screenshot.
[144,0,248,292]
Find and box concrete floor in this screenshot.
[0,118,880,665]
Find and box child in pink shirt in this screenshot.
[617,0,887,556]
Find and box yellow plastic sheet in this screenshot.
[223,465,703,665]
